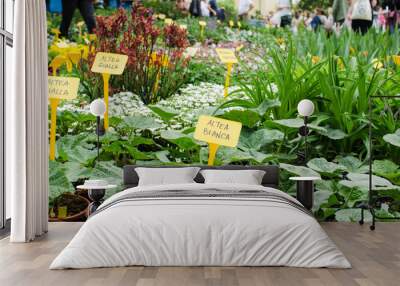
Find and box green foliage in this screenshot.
[47,8,400,221]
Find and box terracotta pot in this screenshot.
[49,195,90,222]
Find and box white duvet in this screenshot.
[50,183,351,269]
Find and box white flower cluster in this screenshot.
[157,82,231,129]
[58,82,243,131]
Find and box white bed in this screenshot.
[50,183,351,269]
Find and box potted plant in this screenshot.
[49,192,90,222]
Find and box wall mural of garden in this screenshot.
[47,3,400,223]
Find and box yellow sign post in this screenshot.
[199,21,206,39]
[215,48,238,97]
[48,76,80,160]
[91,52,128,130]
[194,115,242,166]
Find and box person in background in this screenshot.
[200,0,210,17]
[238,0,254,20]
[371,0,380,28]
[378,6,387,30]
[177,0,190,15]
[291,10,302,33]
[189,0,202,17]
[208,0,219,18]
[351,0,373,34]
[60,0,96,39]
[94,0,104,9]
[333,0,348,25]
[277,0,292,28]
[324,7,335,32]
[383,0,400,33]
[310,8,324,31]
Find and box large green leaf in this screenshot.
[280,163,321,177]
[273,118,326,132]
[318,127,347,140]
[336,156,368,173]
[383,129,400,147]
[89,161,123,187]
[63,161,91,183]
[66,146,98,164]
[344,173,393,188]
[56,134,97,164]
[250,99,281,116]
[238,128,284,151]
[335,208,372,222]
[49,161,74,203]
[123,115,163,130]
[337,185,368,208]
[372,160,400,184]
[148,105,178,123]
[56,134,95,162]
[155,150,171,163]
[160,130,199,149]
[313,190,333,212]
[307,158,346,177]
[216,147,272,164]
[221,110,260,128]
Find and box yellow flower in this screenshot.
[312,56,320,64]
[393,55,400,66]
[150,52,169,67]
[276,37,285,45]
[372,58,383,69]
[337,57,345,70]
[50,55,67,75]
[88,34,97,42]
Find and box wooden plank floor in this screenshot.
[0,222,399,286]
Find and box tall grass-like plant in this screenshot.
[218,40,321,120]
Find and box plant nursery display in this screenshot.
[47,4,400,223]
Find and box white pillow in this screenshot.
[200,169,266,185]
[135,167,200,186]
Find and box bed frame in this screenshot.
[123,165,280,190]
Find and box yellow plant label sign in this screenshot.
[180,24,188,30]
[199,21,207,27]
[48,76,80,100]
[194,115,242,147]
[165,18,173,25]
[158,14,166,20]
[215,48,238,64]
[229,20,234,27]
[91,52,128,75]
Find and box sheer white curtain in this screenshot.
[7,0,49,242]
